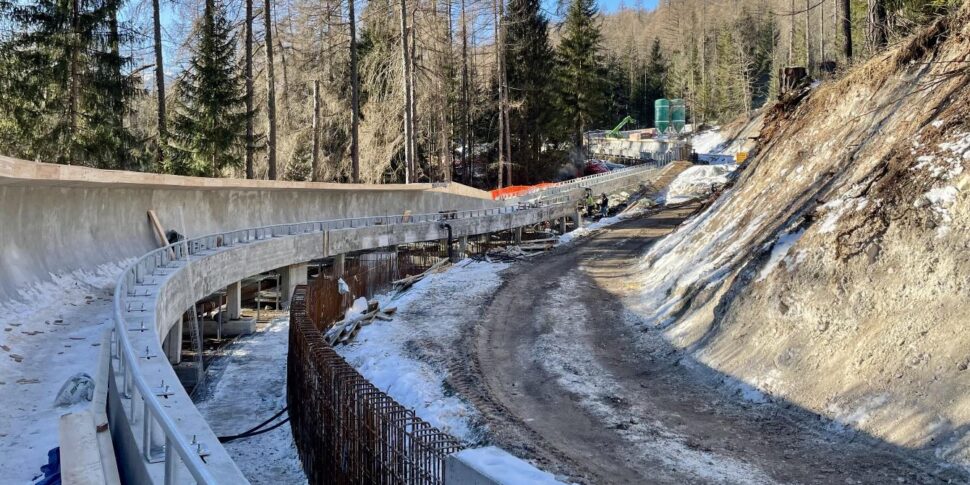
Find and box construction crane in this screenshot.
[606,115,636,138]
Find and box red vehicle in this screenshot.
[584,159,610,175]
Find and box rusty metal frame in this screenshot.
[288,286,463,485]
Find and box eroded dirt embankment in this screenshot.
[631,2,970,471]
[456,206,962,484]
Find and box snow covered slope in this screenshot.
[629,4,970,473]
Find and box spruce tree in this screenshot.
[167,0,247,177]
[503,0,555,182]
[0,0,135,167]
[556,0,606,150]
[640,38,666,126]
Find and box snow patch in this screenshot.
[336,260,507,442]
[692,129,726,154]
[825,394,890,433]
[0,260,131,483]
[758,228,806,281]
[921,185,959,237]
[453,446,566,484]
[666,165,736,205]
[195,316,307,483]
[817,197,868,234]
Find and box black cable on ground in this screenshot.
[219,417,291,443]
[217,406,289,443]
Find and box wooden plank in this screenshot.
[146,210,168,247]
[147,209,177,259]
[59,411,107,485]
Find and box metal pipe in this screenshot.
[438,223,454,261]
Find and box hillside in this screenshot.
[630,1,970,473]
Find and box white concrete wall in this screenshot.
[0,155,497,302]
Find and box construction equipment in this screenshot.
[607,115,636,138]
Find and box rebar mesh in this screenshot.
[288,286,463,485]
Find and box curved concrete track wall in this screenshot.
[0,154,677,483]
[0,155,496,302]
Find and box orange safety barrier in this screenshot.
[490,182,557,199]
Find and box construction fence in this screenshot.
[288,285,464,485]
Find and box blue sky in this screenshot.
[153,0,659,79]
[539,0,658,16]
[596,0,658,13]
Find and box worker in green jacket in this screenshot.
[584,189,597,217]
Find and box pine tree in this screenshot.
[82,4,138,169]
[504,0,555,182]
[556,0,606,150]
[639,38,666,126]
[0,0,135,167]
[167,0,247,176]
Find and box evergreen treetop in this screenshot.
[0,0,135,167]
[556,0,606,149]
[167,0,247,177]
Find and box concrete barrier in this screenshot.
[445,447,564,485]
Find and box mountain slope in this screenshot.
[630,2,970,471]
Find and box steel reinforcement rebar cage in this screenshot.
[288,286,463,485]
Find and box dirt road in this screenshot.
[452,204,967,484]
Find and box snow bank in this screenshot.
[0,261,129,483]
[665,165,736,204]
[558,214,624,244]
[337,260,508,442]
[451,446,566,485]
[692,129,726,153]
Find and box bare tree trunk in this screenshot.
[493,0,505,189]
[152,0,166,166]
[399,0,413,183]
[437,0,454,183]
[502,81,511,184]
[312,80,320,181]
[460,0,471,186]
[275,24,289,128]
[264,0,278,180]
[245,0,254,178]
[788,0,795,65]
[110,8,125,169]
[866,0,887,52]
[409,19,418,180]
[805,0,811,71]
[842,0,853,61]
[819,0,825,63]
[348,0,360,182]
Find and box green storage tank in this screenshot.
[654,99,670,134]
[670,99,686,133]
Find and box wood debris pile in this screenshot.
[324,258,453,346]
[471,239,556,262]
[392,259,451,294]
[324,299,398,346]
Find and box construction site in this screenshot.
[4,1,970,484]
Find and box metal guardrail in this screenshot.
[109,202,577,483]
[109,164,665,483]
[499,160,669,202]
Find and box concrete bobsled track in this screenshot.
[0,155,497,302]
[0,153,674,483]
